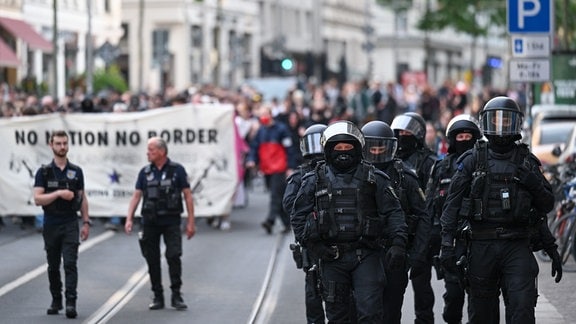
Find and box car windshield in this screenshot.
[539,123,575,145]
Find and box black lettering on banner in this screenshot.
[14,130,38,145]
[116,131,141,146]
[148,129,218,144]
[67,130,109,146]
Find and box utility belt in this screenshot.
[466,227,532,240]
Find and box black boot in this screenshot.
[46,296,63,315]
[149,294,164,310]
[65,300,77,319]
[171,292,187,310]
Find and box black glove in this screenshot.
[385,245,406,271]
[545,247,563,283]
[439,245,458,274]
[517,162,542,191]
[309,243,338,261]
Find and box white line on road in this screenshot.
[83,264,149,324]
[0,230,115,298]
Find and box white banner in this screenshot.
[0,104,239,217]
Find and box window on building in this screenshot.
[152,29,170,68]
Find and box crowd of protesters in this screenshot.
[0,76,525,230]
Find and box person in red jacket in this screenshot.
[246,106,298,234]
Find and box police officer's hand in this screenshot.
[385,245,406,271]
[439,245,458,274]
[546,247,563,283]
[80,223,90,241]
[185,220,196,239]
[517,162,542,191]
[124,218,133,235]
[59,189,75,201]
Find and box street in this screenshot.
[0,181,573,323]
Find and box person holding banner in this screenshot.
[33,130,91,319]
[125,136,196,311]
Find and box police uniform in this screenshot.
[136,158,189,305]
[291,121,408,323]
[440,96,556,324]
[381,159,430,324]
[361,120,430,324]
[392,112,437,323]
[34,161,84,312]
[284,160,325,324]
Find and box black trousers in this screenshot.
[43,221,80,301]
[410,232,440,324]
[467,238,538,324]
[140,223,183,296]
[264,172,289,227]
[304,268,325,324]
[320,249,385,323]
[382,265,409,324]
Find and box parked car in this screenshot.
[529,107,576,165]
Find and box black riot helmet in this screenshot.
[361,121,398,164]
[446,114,482,154]
[321,120,365,172]
[391,112,427,145]
[480,96,523,139]
[300,124,327,158]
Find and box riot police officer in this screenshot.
[283,123,327,324]
[361,120,431,324]
[125,137,196,311]
[391,112,437,323]
[291,120,408,323]
[440,96,562,323]
[426,114,483,324]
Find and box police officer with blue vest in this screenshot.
[291,120,408,323]
[33,130,91,319]
[125,136,196,311]
[440,96,562,323]
[361,120,431,324]
[283,123,327,324]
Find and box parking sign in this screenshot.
[507,0,552,33]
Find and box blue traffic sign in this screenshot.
[507,0,552,33]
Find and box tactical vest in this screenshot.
[141,162,184,217]
[463,142,535,226]
[42,163,82,215]
[313,162,381,242]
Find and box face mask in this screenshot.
[259,115,272,126]
[397,135,418,157]
[486,135,515,153]
[452,140,475,155]
[330,151,356,172]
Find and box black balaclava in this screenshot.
[326,141,361,173]
[448,131,476,155]
[486,135,516,153]
[396,135,418,159]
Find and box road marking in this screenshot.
[247,233,286,324]
[0,230,115,298]
[84,265,148,324]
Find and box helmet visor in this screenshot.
[300,132,323,156]
[481,110,523,136]
[390,115,425,140]
[364,137,397,163]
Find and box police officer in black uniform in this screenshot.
[361,120,431,324]
[291,120,408,323]
[283,123,327,324]
[391,112,437,323]
[125,136,196,311]
[426,114,483,324]
[440,96,562,324]
[33,130,91,319]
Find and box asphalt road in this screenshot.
[0,182,573,323]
